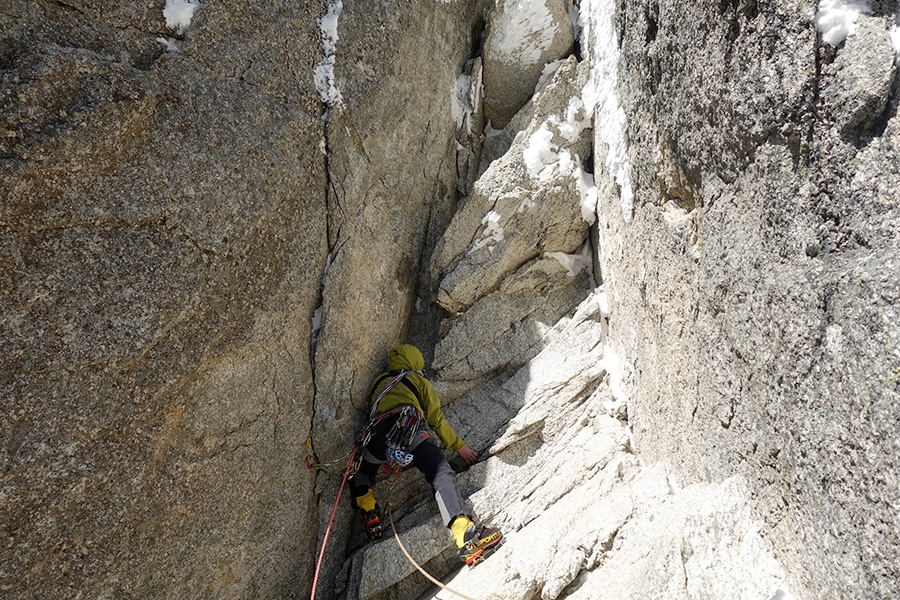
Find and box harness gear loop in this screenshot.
[384,405,421,467]
[361,370,424,469]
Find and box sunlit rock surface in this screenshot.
[3,1,899,599]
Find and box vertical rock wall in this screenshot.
[595,1,900,598]
[1,1,326,598]
[5,1,899,599]
[308,1,491,597]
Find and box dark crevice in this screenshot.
[49,0,87,15]
[645,3,659,44]
[469,15,487,60]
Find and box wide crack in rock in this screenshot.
[339,291,787,600]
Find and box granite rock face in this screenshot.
[598,2,900,599]
[1,1,327,598]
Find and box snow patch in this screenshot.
[163,0,200,35]
[321,252,333,284]
[491,0,559,67]
[771,586,797,600]
[581,0,634,222]
[523,91,591,181]
[814,0,871,46]
[523,124,559,180]
[451,74,473,133]
[469,210,505,254]
[667,470,681,495]
[577,165,598,224]
[485,119,504,138]
[312,306,323,333]
[534,59,566,94]
[156,37,181,53]
[315,0,345,109]
[545,240,591,277]
[891,25,900,63]
[595,288,630,418]
[522,87,596,223]
[558,95,590,142]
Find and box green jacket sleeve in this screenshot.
[413,374,464,451]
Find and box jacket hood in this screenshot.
[388,344,424,372]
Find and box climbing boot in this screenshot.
[457,524,502,566]
[363,505,384,541]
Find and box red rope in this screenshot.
[309,446,357,600]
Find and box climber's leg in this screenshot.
[411,438,471,527]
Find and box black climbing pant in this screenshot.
[349,410,471,527]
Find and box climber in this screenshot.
[348,344,502,566]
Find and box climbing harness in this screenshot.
[304,436,353,473]
[365,370,424,468]
[310,370,433,599]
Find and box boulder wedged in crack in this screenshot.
[430,56,594,401]
[482,0,576,129]
[432,257,591,401]
[431,56,592,313]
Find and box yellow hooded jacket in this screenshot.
[369,344,464,452]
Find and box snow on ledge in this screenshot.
[580,0,634,222]
[545,241,592,278]
[163,0,200,35]
[491,0,559,67]
[891,25,900,63]
[814,0,871,46]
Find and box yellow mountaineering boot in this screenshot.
[457,522,502,566]
[355,490,383,541]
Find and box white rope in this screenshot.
[386,484,477,600]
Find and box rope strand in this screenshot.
[309,446,358,600]
[387,481,477,600]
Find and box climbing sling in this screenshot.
[363,370,425,467]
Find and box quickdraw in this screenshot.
[384,405,421,467]
[304,436,353,472]
[304,437,317,470]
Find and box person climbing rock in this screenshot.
[348,344,502,565]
